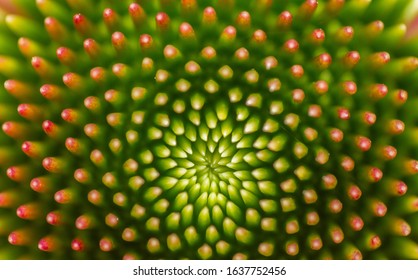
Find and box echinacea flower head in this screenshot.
[0,0,418,260]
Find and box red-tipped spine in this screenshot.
[4,80,33,99]
[103,8,119,31]
[235,47,249,61]
[298,0,318,19]
[61,108,84,124]
[99,237,114,252]
[65,137,84,155]
[221,26,236,41]
[388,120,405,135]
[202,6,217,24]
[290,65,304,79]
[40,84,63,100]
[369,84,388,100]
[84,96,101,112]
[252,29,267,44]
[44,17,69,43]
[329,128,344,142]
[83,38,101,60]
[326,0,345,14]
[75,214,94,230]
[314,53,332,69]
[16,203,40,220]
[88,189,103,205]
[341,81,357,95]
[314,80,328,94]
[307,234,323,251]
[73,13,92,37]
[181,0,198,14]
[322,174,337,189]
[367,167,383,183]
[355,136,371,152]
[42,157,66,173]
[347,185,362,200]
[63,72,85,91]
[42,120,62,138]
[236,11,251,29]
[17,104,43,121]
[330,226,344,244]
[112,63,129,79]
[179,22,195,40]
[335,26,354,44]
[139,34,154,51]
[349,215,364,231]
[155,12,170,32]
[309,28,325,45]
[391,89,408,106]
[54,189,75,204]
[405,159,418,175]
[105,213,119,227]
[84,123,101,139]
[74,168,91,184]
[277,11,292,30]
[328,199,343,214]
[6,166,30,182]
[129,3,146,29]
[369,52,390,68]
[362,234,381,250]
[31,56,55,79]
[201,46,216,60]
[56,47,76,67]
[341,156,355,172]
[8,230,32,246]
[90,149,105,167]
[90,67,108,84]
[342,51,360,68]
[292,89,305,103]
[263,57,278,70]
[362,111,376,125]
[371,200,387,217]
[38,236,59,252]
[46,211,63,226]
[365,20,384,38]
[71,238,85,251]
[30,177,52,193]
[283,39,299,54]
[381,145,397,160]
[18,37,44,58]
[122,228,138,242]
[111,32,127,53]
[21,141,45,158]
[386,180,407,196]
[337,107,350,120]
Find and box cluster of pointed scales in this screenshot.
[0,0,418,259]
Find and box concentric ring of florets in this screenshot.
[0,0,418,260]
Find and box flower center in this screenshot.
[186,135,239,193]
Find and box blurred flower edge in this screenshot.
[2,0,418,39]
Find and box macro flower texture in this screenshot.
[0,0,418,260]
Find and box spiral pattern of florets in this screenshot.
[0,0,418,260]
